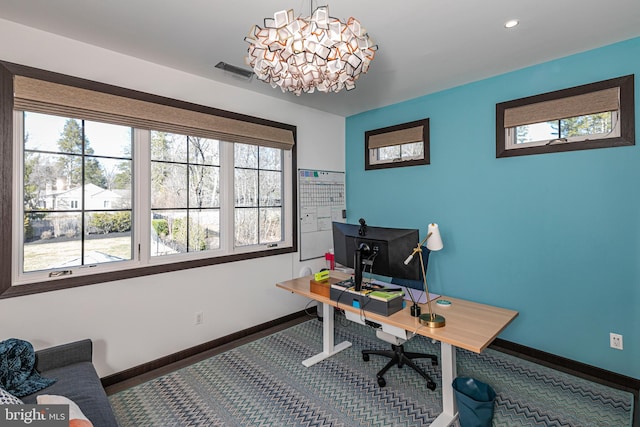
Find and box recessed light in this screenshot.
[504,19,519,29]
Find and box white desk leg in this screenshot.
[430,342,458,427]
[302,302,352,367]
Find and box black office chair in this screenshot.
[361,246,438,390]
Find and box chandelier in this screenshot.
[244,6,377,95]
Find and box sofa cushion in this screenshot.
[38,394,94,427]
[22,361,118,427]
[0,387,23,404]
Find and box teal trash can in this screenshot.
[452,377,496,427]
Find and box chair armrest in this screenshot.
[34,339,93,372]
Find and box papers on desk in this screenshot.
[400,287,440,304]
[368,279,440,304]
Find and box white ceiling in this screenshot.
[1,0,639,117]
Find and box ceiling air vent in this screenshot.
[214,62,254,81]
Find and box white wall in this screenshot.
[0,19,345,377]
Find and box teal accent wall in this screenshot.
[345,37,639,379]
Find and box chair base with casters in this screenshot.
[362,331,438,390]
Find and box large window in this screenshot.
[0,62,296,298]
[496,75,635,157]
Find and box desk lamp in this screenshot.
[404,223,445,328]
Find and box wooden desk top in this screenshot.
[277,272,519,354]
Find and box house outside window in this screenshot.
[1,63,297,298]
[21,112,132,273]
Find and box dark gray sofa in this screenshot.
[21,339,119,427]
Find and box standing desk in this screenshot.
[276,272,518,427]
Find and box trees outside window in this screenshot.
[497,75,634,157]
[150,131,220,255]
[22,112,132,272]
[365,119,430,170]
[2,64,296,298]
[234,144,282,247]
[19,118,290,279]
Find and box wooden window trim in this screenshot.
[496,75,635,158]
[0,61,298,299]
[365,118,430,170]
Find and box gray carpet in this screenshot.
[109,317,633,426]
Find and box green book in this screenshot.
[367,290,404,301]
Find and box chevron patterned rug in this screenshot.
[109,317,632,426]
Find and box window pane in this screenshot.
[259,170,281,206]
[24,112,71,153]
[24,114,84,155]
[23,212,81,272]
[84,121,132,158]
[560,112,613,137]
[151,163,188,208]
[151,131,187,162]
[378,146,400,161]
[189,165,219,208]
[260,208,282,243]
[515,122,558,144]
[151,209,220,255]
[101,158,132,207]
[83,156,108,188]
[55,152,83,188]
[188,210,220,251]
[151,210,188,254]
[23,152,67,210]
[55,118,86,155]
[84,211,132,262]
[151,213,174,256]
[259,146,282,170]
[374,142,424,162]
[235,168,258,207]
[189,137,219,165]
[235,143,258,168]
[235,208,258,246]
[516,113,614,144]
[400,141,424,158]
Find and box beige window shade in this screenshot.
[503,87,619,128]
[13,76,295,150]
[368,125,424,149]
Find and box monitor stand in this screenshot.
[354,243,373,292]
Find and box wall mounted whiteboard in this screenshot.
[298,169,345,261]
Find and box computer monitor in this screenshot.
[332,219,421,291]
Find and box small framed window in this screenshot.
[365,119,429,170]
[496,75,634,158]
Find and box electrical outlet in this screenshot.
[195,311,204,325]
[609,333,623,350]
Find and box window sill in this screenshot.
[0,245,295,299]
